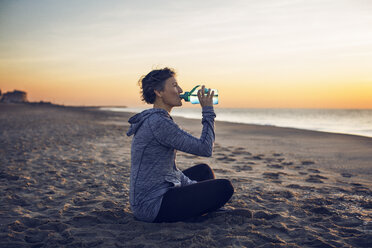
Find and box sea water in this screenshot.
[101,107,372,138]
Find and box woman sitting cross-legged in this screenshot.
[126,67,234,222]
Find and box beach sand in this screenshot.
[1,104,371,247]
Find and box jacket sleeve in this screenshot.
[148,106,216,157]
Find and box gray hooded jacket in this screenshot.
[126,106,216,222]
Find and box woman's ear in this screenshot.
[154,89,162,98]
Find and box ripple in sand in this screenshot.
[39,221,68,232]
[25,229,49,243]
[360,200,372,209]
[8,220,27,232]
[91,209,129,224]
[253,211,281,220]
[0,172,19,181]
[309,206,333,215]
[348,234,372,248]
[270,190,295,199]
[209,208,253,219]
[301,237,335,248]
[20,217,48,228]
[70,215,101,227]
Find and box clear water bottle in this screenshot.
[180,85,219,105]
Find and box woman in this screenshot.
[126,67,234,222]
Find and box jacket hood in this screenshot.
[126,108,169,136]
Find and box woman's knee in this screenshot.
[216,179,234,199]
[196,163,215,179]
[195,163,211,171]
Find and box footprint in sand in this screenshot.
[305,174,328,183]
[262,172,287,184]
[213,168,230,174]
[286,184,315,191]
[302,205,333,216]
[350,183,370,194]
[215,152,226,156]
[267,164,283,169]
[307,169,320,173]
[281,162,294,166]
[216,156,236,162]
[341,172,353,178]
[234,165,253,172]
[219,147,232,152]
[265,157,284,163]
[263,172,280,179]
[301,160,315,165]
[231,150,252,156]
[350,183,363,187]
[252,154,264,160]
[234,147,245,151]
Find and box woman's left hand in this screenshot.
[198,85,214,107]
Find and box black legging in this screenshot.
[154,163,234,223]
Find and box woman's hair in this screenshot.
[138,67,176,104]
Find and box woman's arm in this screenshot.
[148,106,215,157]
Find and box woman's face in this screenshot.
[158,76,183,107]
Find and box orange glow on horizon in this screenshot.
[1,72,371,109]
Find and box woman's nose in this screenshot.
[179,87,183,93]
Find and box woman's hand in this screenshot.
[197,85,214,107]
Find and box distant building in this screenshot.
[0,90,28,103]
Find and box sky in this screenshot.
[0,0,372,108]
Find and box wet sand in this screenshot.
[1,104,371,247]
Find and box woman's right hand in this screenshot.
[197,85,214,107]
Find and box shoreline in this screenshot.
[1,103,371,247]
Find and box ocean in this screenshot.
[100,107,372,138]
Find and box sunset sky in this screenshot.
[1,0,371,108]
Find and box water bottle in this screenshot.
[180,85,219,104]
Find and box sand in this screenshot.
[0,103,371,248]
